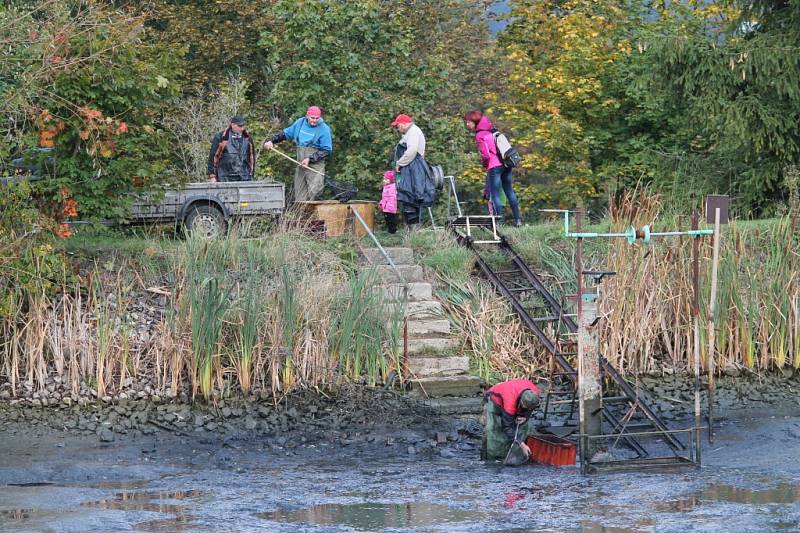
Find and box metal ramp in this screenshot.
[449,215,500,244]
[451,228,696,471]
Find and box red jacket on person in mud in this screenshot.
[486,379,540,417]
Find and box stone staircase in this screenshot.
[362,247,483,415]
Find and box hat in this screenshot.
[383,170,396,183]
[306,106,322,118]
[391,114,413,127]
[230,116,246,126]
[519,389,540,410]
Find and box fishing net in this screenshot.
[324,176,358,203]
[504,441,530,466]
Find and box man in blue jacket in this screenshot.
[264,105,333,202]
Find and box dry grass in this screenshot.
[456,189,800,379]
[0,226,404,400]
[438,276,541,381]
[598,191,800,375]
[2,192,797,398]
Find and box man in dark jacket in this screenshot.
[207,116,255,182]
[391,113,435,228]
[481,379,541,462]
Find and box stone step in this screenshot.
[409,375,484,398]
[425,396,485,416]
[407,337,459,355]
[405,319,451,337]
[396,300,443,320]
[380,282,432,302]
[373,264,424,284]
[362,247,414,266]
[407,355,469,377]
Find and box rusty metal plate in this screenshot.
[705,195,730,225]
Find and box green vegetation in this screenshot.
[0,224,404,400]
[1,1,799,397]
[6,1,797,226]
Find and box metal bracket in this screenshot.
[582,271,616,283]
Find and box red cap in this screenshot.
[391,114,412,127]
[306,106,322,118]
[383,170,396,183]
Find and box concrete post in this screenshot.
[578,286,602,468]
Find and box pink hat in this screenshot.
[391,114,412,127]
[306,106,322,118]
[383,170,396,183]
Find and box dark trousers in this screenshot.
[384,212,398,234]
[401,204,423,225]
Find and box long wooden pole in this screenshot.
[267,146,326,177]
[692,210,702,466]
[706,208,721,444]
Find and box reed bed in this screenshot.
[1,194,797,398]
[597,193,799,375]
[446,190,799,379]
[437,276,535,382]
[537,191,800,376]
[0,226,405,400]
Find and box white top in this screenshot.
[396,124,426,167]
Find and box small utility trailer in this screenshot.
[130,180,285,237]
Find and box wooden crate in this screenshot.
[297,200,375,237]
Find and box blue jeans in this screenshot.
[488,166,520,223]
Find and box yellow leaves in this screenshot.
[535,101,560,115]
[488,0,624,205]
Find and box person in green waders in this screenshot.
[264,105,333,202]
[481,379,541,465]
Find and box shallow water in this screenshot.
[258,502,494,530]
[2,415,800,532]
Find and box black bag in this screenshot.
[492,129,523,168]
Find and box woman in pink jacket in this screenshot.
[463,110,522,226]
[377,170,398,233]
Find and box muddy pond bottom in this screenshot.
[5,414,800,531]
[257,502,494,530]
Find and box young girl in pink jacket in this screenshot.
[377,170,398,233]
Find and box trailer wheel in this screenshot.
[184,204,227,239]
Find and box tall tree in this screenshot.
[493,0,632,209]
[626,0,800,214]
[256,0,498,194]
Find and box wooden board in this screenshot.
[297,200,375,237]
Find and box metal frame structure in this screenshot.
[545,207,716,472]
[426,175,464,231]
[449,216,500,243]
[450,218,699,473]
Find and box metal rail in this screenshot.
[350,206,406,286]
